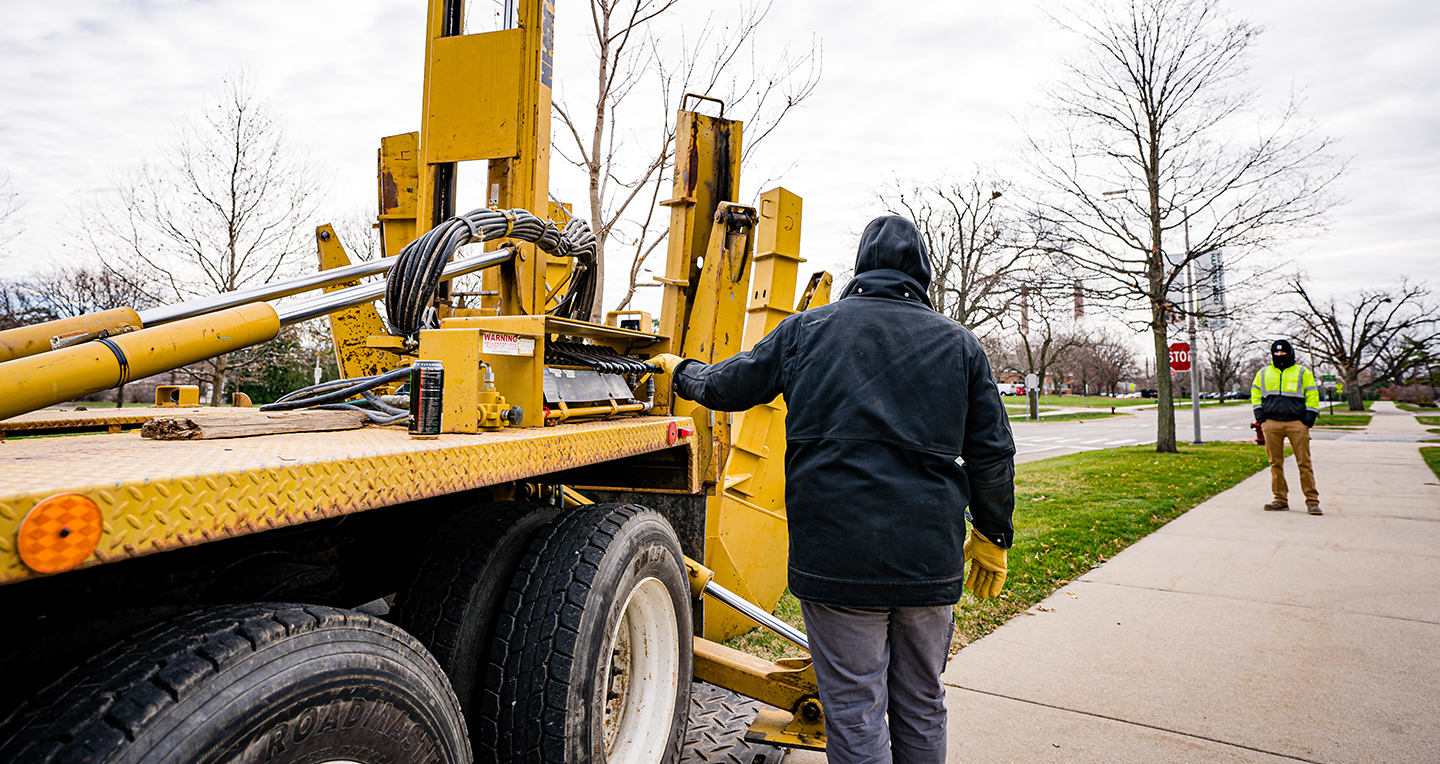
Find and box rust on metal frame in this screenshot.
[0,416,697,584]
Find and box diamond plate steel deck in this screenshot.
[0,416,696,584]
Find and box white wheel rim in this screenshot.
[602,576,679,763]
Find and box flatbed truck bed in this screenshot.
[0,415,697,585]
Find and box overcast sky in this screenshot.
[1,0,1435,326]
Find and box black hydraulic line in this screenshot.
[384,208,597,339]
[310,402,410,425]
[260,366,414,412]
[271,375,371,406]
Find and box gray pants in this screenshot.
[800,601,955,764]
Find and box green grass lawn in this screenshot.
[1416,415,1440,427]
[1321,400,1373,412]
[1035,411,1130,422]
[725,442,1269,661]
[1397,403,1438,412]
[1315,413,1372,428]
[1422,448,1440,481]
[1005,406,1056,415]
[1034,395,1151,408]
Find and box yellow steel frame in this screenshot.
[414,0,555,319]
[0,417,697,585]
[316,225,397,381]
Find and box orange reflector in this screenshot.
[17,494,103,574]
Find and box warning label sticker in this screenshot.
[482,334,517,355]
[483,333,535,356]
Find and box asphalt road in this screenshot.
[1008,402,1259,464]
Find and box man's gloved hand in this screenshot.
[964,531,1008,599]
[1254,412,1267,424]
[650,354,685,375]
[1302,411,1317,428]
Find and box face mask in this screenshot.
[1271,341,1295,370]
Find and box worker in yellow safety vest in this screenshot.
[1251,339,1322,514]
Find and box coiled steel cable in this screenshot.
[384,207,597,338]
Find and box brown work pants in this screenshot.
[1262,419,1319,505]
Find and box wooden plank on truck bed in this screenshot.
[142,411,370,440]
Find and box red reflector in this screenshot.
[666,421,679,445]
[678,426,696,438]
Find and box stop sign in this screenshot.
[1169,342,1192,372]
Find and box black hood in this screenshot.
[852,215,931,290]
[1271,339,1295,370]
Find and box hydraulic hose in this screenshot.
[384,207,597,338]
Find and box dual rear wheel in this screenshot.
[0,503,693,764]
[403,501,693,764]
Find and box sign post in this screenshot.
[1026,372,1040,421]
[1172,337,1201,444]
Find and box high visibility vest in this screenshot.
[1250,364,1319,416]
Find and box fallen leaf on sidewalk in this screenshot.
[1036,605,1055,612]
[1065,591,1078,598]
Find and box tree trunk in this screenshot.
[1152,307,1177,453]
[210,353,229,407]
[1345,372,1364,411]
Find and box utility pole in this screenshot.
[1185,211,1202,445]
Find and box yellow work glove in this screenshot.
[964,531,1008,599]
[651,353,685,375]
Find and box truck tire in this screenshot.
[481,504,693,764]
[0,604,470,764]
[393,501,560,721]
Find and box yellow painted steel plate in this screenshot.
[0,416,695,585]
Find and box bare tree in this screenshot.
[998,282,1088,394]
[878,173,1030,335]
[553,0,820,318]
[1286,278,1439,411]
[1027,0,1341,452]
[1066,329,1140,396]
[1200,321,1259,398]
[78,72,323,405]
[0,172,21,256]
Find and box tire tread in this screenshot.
[0,604,443,764]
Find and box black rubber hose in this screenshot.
[260,366,414,412]
[384,208,597,339]
[310,403,410,425]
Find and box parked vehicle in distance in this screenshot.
[996,383,1027,396]
[1140,389,1158,398]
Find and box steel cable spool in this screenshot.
[385,208,598,338]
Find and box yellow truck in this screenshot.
[0,2,830,763]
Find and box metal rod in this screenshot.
[137,256,397,327]
[1185,211,1202,445]
[703,579,809,652]
[276,246,515,326]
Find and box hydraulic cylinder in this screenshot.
[0,303,280,421]
[0,307,142,365]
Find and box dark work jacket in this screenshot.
[673,266,1016,608]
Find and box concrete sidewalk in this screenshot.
[787,437,1440,763]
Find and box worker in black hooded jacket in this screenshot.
[651,215,1016,764]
